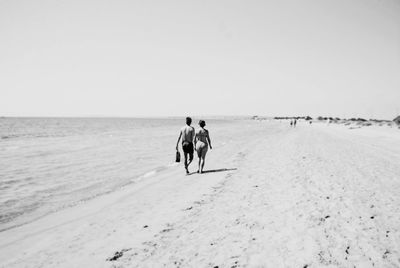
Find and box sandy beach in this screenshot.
[1,120,399,268]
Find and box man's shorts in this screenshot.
[182,141,194,160]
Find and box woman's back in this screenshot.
[196,128,208,144]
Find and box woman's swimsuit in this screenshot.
[195,129,209,158]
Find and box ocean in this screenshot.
[0,117,239,232]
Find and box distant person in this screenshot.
[290,120,293,127]
[194,120,212,174]
[294,119,297,127]
[176,117,195,174]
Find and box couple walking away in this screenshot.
[176,117,212,174]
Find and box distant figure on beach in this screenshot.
[290,120,293,127]
[176,117,195,174]
[194,120,212,174]
[294,119,297,127]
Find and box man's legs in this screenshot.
[185,154,194,174]
[184,152,189,174]
[187,153,193,167]
[182,142,191,174]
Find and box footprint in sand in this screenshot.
[106,248,131,261]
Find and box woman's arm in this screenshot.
[206,130,212,149]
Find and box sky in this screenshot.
[1,0,399,119]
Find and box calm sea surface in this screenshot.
[0,117,238,232]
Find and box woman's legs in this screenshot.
[197,156,201,173]
[199,146,208,173]
[200,156,205,173]
[196,142,208,173]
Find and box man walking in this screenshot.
[176,117,195,174]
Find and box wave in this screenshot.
[1,133,70,140]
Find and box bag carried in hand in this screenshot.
[175,151,181,162]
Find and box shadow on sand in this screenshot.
[202,168,237,174]
[187,168,237,176]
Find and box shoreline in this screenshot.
[0,162,180,233]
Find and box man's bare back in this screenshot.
[180,125,195,143]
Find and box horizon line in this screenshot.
[0,114,396,121]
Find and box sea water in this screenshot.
[0,117,238,232]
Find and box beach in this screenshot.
[1,120,399,267]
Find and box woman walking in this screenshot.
[194,120,212,173]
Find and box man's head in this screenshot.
[186,117,192,126]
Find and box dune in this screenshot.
[0,121,399,267]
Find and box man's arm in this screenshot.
[206,130,212,149]
[176,131,182,151]
[193,130,197,148]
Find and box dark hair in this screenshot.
[199,120,206,128]
[186,117,192,125]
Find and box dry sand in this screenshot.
[1,121,399,267]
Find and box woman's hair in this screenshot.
[199,120,206,128]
